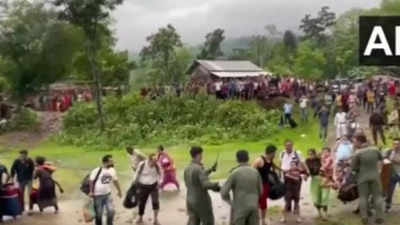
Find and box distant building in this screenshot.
[187,60,271,82]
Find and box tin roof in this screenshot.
[187,60,271,78]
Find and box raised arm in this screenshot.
[199,168,219,191]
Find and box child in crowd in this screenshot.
[320,147,334,188]
[282,158,308,223]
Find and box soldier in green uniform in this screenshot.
[184,146,220,225]
[221,150,262,225]
[351,133,384,225]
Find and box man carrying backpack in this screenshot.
[252,145,280,225]
[279,140,309,223]
[89,155,122,225]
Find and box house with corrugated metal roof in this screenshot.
[187,60,272,81]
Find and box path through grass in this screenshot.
[0,115,323,198]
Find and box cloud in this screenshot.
[113,0,380,52]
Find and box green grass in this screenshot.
[0,113,323,198]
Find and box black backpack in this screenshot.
[338,184,359,203]
[268,170,286,200]
[338,172,359,203]
[81,167,102,195]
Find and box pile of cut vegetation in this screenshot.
[58,93,279,150]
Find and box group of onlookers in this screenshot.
[24,89,93,112]
[0,150,62,222]
[87,146,180,225]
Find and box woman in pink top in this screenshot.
[156,145,180,191]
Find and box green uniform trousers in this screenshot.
[187,203,214,225]
[232,209,259,225]
[358,179,384,220]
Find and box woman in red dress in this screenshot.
[156,145,180,191]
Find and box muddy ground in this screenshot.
[1,109,398,225]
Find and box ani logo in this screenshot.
[359,16,400,66]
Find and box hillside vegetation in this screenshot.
[58,93,280,150]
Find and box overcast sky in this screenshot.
[112,0,380,52]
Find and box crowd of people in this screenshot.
[26,89,93,112]
[141,76,321,101]
[82,128,397,225]
[2,77,400,225]
[0,151,63,222]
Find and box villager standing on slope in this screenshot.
[184,146,220,225]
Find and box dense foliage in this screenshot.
[59,94,279,150]
[0,1,83,103]
[0,108,39,133]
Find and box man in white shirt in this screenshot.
[279,140,309,223]
[299,95,309,122]
[334,108,348,139]
[89,155,122,225]
[126,146,146,171]
[280,140,307,172]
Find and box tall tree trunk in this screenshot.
[88,40,105,131]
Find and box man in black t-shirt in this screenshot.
[11,150,35,211]
[252,145,279,225]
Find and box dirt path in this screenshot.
[0,111,62,149]
[2,107,396,225]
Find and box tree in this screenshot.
[198,28,225,59]
[292,41,326,80]
[299,6,335,42]
[73,48,136,88]
[140,24,183,85]
[334,9,358,76]
[380,0,400,15]
[283,30,297,51]
[171,47,194,84]
[53,0,124,131]
[265,24,282,38]
[0,0,83,106]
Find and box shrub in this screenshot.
[0,107,39,132]
[58,92,280,150]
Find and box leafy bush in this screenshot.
[58,93,280,150]
[0,108,39,132]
